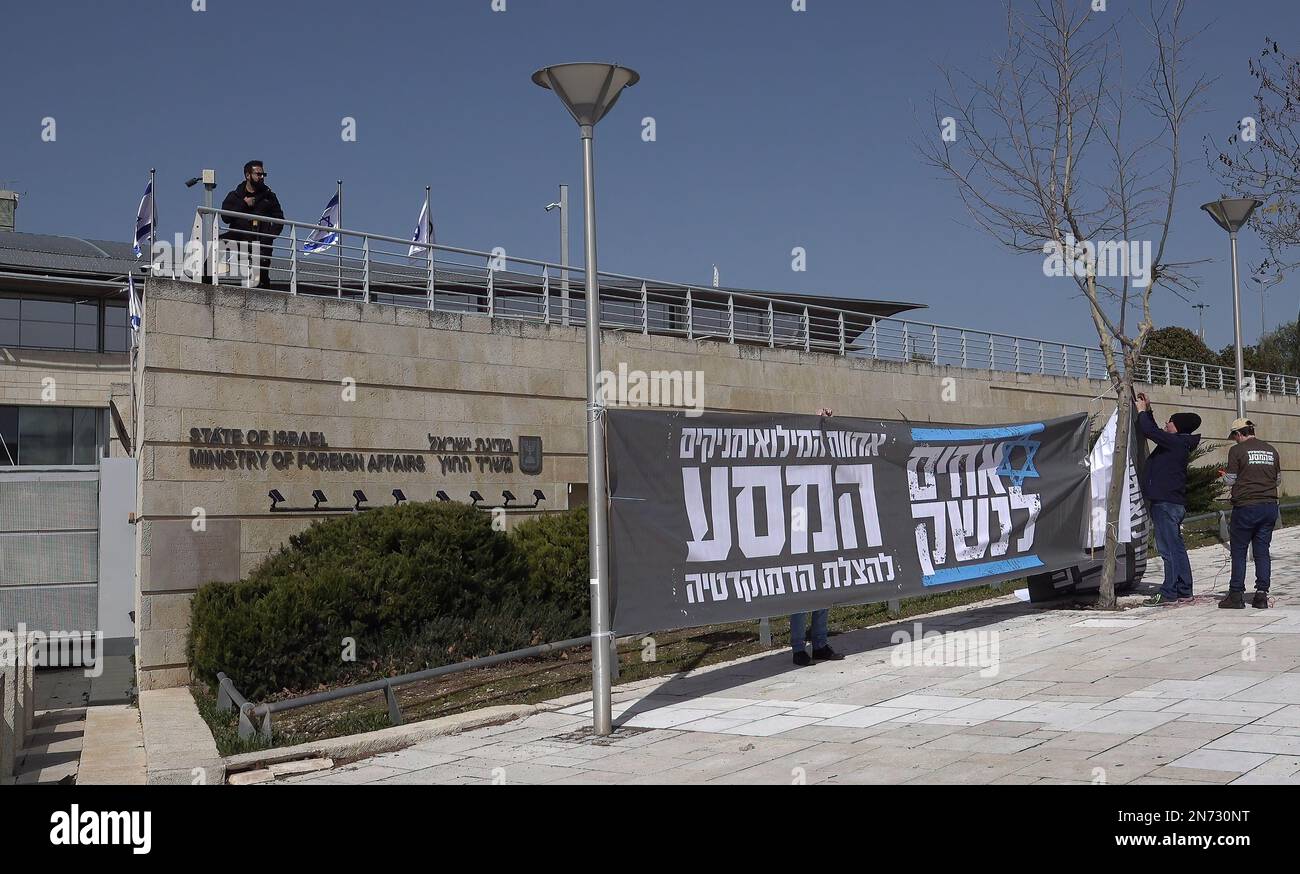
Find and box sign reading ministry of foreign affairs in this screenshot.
[607,410,1091,634]
[187,427,543,476]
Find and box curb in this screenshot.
[222,704,537,777]
[140,688,226,786]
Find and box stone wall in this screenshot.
[133,278,1300,690]
[0,346,131,457]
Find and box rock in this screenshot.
[228,769,275,785]
[267,758,334,777]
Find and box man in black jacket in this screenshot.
[220,160,285,288]
[1135,393,1201,606]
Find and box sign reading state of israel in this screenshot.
[186,426,543,476]
[606,410,1090,634]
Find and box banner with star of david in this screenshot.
[607,409,1091,634]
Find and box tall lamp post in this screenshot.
[1200,197,1263,419]
[534,62,639,736]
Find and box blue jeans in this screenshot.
[1230,503,1280,592]
[1150,500,1193,599]
[790,610,829,653]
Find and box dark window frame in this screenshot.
[0,290,127,355]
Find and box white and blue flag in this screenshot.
[409,197,435,258]
[133,180,154,258]
[128,273,142,333]
[303,192,340,255]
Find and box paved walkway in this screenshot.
[10,663,145,785]
[287,527,1300,785]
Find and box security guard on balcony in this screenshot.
[221,160,285,289]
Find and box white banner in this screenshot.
[1087,407,1142,547]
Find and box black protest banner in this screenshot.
[607,410,1091,634]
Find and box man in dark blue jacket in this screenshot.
[1135,393,1201,605]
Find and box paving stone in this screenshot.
[718,715,822,737]
[1167,748,1274,773]
[1072,710,1183,734]
[1162,699,1284,718]
[1205,731,1300,756]
[819,706,916,728]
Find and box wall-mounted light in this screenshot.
[469,491,484,506]
[532,489,547,507]
[353,490,368,511]
[312,489,328,510]
[268,489,285,512]
[502,490,517,507]
[393,489,407,505]
[435,490,450,503]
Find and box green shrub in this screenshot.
[189,502,530,698]
[509,508,591,626]
[1185,441,1227,514]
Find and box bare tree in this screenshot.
[918,0,1210,608]
[1210,39,1300,280]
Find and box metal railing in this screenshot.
[217,637,596,741]
[184,207,1300,398]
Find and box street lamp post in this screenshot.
[534,62,639,736]
[1200,197,1263,419]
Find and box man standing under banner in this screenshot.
[788,407,846,667]
[1135,393,1201,606]
[1219,418,1282,610]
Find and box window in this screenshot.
[17,406,73,465]
[0,406,16,466]
[0,293,127,353]
[0,405,105,466]
[104,302,129,352]
[0,297,18,345]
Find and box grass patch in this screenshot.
[1182,505,1299,550]
[195,578,1022,756]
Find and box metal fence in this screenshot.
[182,207,1300,398]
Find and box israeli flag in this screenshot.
[134,181,154,258]
[128,273,142,332]
[303,192,340,255]
[409,197,435,258]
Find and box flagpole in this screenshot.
[424,185,433,309]
[336,180,343,298]
[136,168,155,456]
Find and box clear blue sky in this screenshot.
[3,0,1297,349]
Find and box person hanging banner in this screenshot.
[607,409,1091,634]
[1086,405,1148,548]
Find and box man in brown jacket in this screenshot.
[1219,418,1282,609]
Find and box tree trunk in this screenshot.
[1096,375,1134,609]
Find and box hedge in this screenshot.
[188,502,589,699]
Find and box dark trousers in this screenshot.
[223,232,274,288]
[1229,503,1280,592]
[1150,500,1193,599]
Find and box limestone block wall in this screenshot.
[0,347,130,456]
[133,278,1300,690]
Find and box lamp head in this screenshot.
[1201,198,1264,234]
[532,63,640,130]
